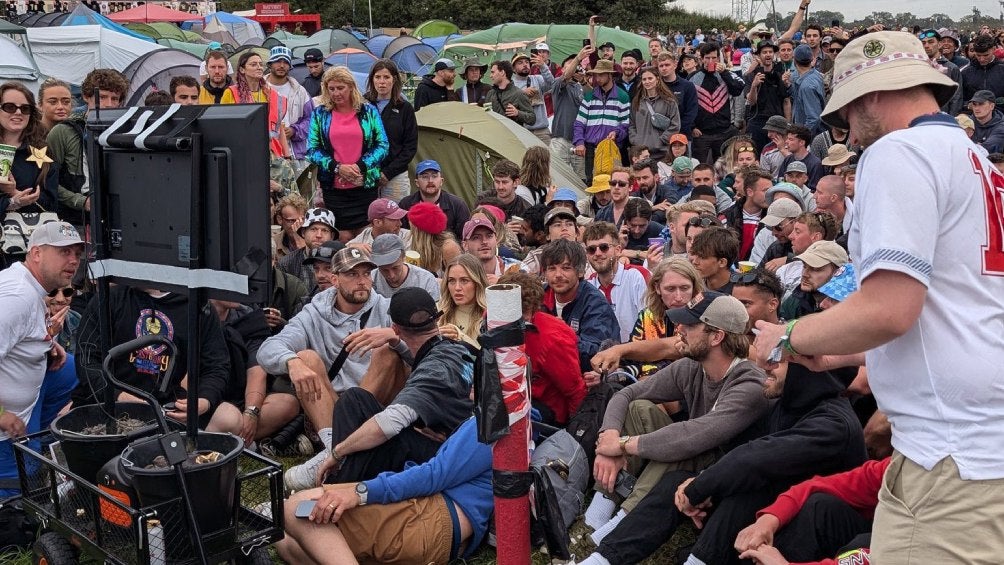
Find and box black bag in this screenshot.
[0,500,38,554]
[565,381,622,465]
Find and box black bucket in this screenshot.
[119,432,243,537]
[50,403,160,485]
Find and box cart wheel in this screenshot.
[238,546,273,565]
[32,532,78,565]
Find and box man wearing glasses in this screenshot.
[756,198,801,271]
[398,160,470,241]
[918,29,963,116]
[594,167,634,226]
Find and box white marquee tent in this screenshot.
[26,24,164,85]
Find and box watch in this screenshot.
[618,435,631,454]
[244,406,260,418]
[355,482,368,505]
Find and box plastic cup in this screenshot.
[0,144,15,179]
[270,224,282,236]
[405,250,421,265]
[738,261,757,273]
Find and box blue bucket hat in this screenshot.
[551,187,578,203]
[819,263,857,302]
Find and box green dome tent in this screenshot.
[443,23,649,69]
[413,102,584,206]
[413,19,460,39]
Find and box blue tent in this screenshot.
[364,33,393,58]
[181,12,265,45]
[421,34,462,54]
[391,44,437,74]
[60,3,153,42]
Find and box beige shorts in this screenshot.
[339,494,453,564]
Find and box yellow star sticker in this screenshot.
[26,145,53,169]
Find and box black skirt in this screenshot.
[321,185,379,231]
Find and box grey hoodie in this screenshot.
[257,287,399,392]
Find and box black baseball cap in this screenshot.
[389,287,442,329]
[302,240,345,266]
[303,48,324,63]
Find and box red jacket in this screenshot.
[758,457,890,565]
[524,311,586,425]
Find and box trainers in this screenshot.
[294,434,315,456]
[283,449,329,493]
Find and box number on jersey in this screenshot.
[971,150,1004,276]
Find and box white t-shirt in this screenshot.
[587,263,647,343]
[850,115,1004,480]
[0,262,50,442]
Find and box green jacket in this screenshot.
[46,113,89,221]
[484,82,534,126]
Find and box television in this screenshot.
[86,103,272,302]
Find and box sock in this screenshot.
[590,508,626,545]
[575,553,612,565]
[683,555,707,565]
[318,427,333,450]
[584,494,617,530]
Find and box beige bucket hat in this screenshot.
[821,31,958,129]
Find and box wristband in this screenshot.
[780,319,801,355]
[0,406,5,418]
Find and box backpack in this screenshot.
[529,429,588,560]
[565,381,622,465]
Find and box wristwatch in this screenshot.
[355,482,368,505]
[619,435,631,454]
[244,406,260,418]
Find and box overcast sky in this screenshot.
[674,0,1004,22]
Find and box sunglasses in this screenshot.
[687,216,716,228]
[608,180,630,187]
[770,219,793,232]
[586,243,613,254]
[306,246,338,260]
[828,47,843,54]
[730,271,761,284]
[918,31,939,40]
[1,103,33,115]
[48,287,75,298]
[736,146,755,153]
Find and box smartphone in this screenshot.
[294,500,316,519]
[583,38,591,47]
[530,48,539,56]
[831,19,840,27]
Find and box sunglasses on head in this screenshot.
[307,246,338,260]
[48,287,75,299]
[736,146,755,153]
[1,102,32,115]
[687,216,716,228]
[730,271,761,284]
[586,243,613,254]
[918,31,939,40]
[608,180,630,187]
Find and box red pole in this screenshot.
[486,284,531,565]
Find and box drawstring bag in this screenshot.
[592,138,622,177]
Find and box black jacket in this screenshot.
[399,189,472,241]
[684,363,866,504]
[73,286,230,412]
[759,239,793,269]
[961,58,1004,104]
[367,97,418,181]
[412,76,457,111]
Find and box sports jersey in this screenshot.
[849,114,1004,480]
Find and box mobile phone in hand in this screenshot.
[295,500,316,519]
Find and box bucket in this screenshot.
[50,403,160,485]
[120,432,243,537]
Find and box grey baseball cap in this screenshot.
[370,234,406,266]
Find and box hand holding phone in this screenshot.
[295,500,316,519]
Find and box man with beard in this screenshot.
[743,41,791,152]
[398,160,471,241]
[773,210,840,297]
[584,222,648,343]
[616,49,642,94]
[584,292,771,546]
[198,50,233,103]
[266,46,312,160]
[279,208,338,292]
[631,159,672,224]
[260,247,409,491]
[301,48,326,98]
[540,239,620,372]
[510,52,555,142]
[462,217,521,284]
[778,240,847,320]
[412,58,458,111]
[723,168,772,261]
[574,59,631,183]
[484,59,535,126]
[918,29,962,116]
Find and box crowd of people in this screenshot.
[1,2,1003,564]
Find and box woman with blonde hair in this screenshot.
[406,202,461,277]
[589,257,704,381]
[306,66,389,240]
[437,254,488,349]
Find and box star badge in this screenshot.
[26,145,53,169]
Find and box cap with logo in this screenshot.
[389,287,442,329]
[302,240,345,265]
[797,240,849,269]
[368,198,408,221]
[821,31,958,129]
[666,291,749,334]
[28,221,83,249]
[298,208,339,237]
[330,247,377,273]
[462,216,496,240]
[761,198,803,227]
[433,58,456,72]
[416,159,441,175]
[669,133,689,146]
[303,48,324,63]
[370,234,407,266]
[544,207,577,226]
[268,46,292,65]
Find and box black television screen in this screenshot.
[87,103,272,302]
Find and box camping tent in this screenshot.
[383,35,437,74]
[0,34,45,92]
[156,38,213,58]
[125,22,189,41]
[59,3,154,42]
[444,23,649,70]
[421,34,462,55]
[185,12,265,46]
[325,48,377,75]
[228,45,270,70]
[27,24,164,85]
[198,16,237,46]
[412,20,460,40]
[33,12,69,27]
[414,102,584,205]
[122,48,202,106]
[364,33,393,58]
[0,17,33,55]
[309,28,366,53]
[107,4,197,23]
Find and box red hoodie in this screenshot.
[524,311,586,424]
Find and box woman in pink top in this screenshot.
[306,67,389,240]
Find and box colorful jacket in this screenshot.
[306,102,389,191]
[572,84,631,147]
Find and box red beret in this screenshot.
[407,202,447,234]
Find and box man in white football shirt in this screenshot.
[754,31,1004,563]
